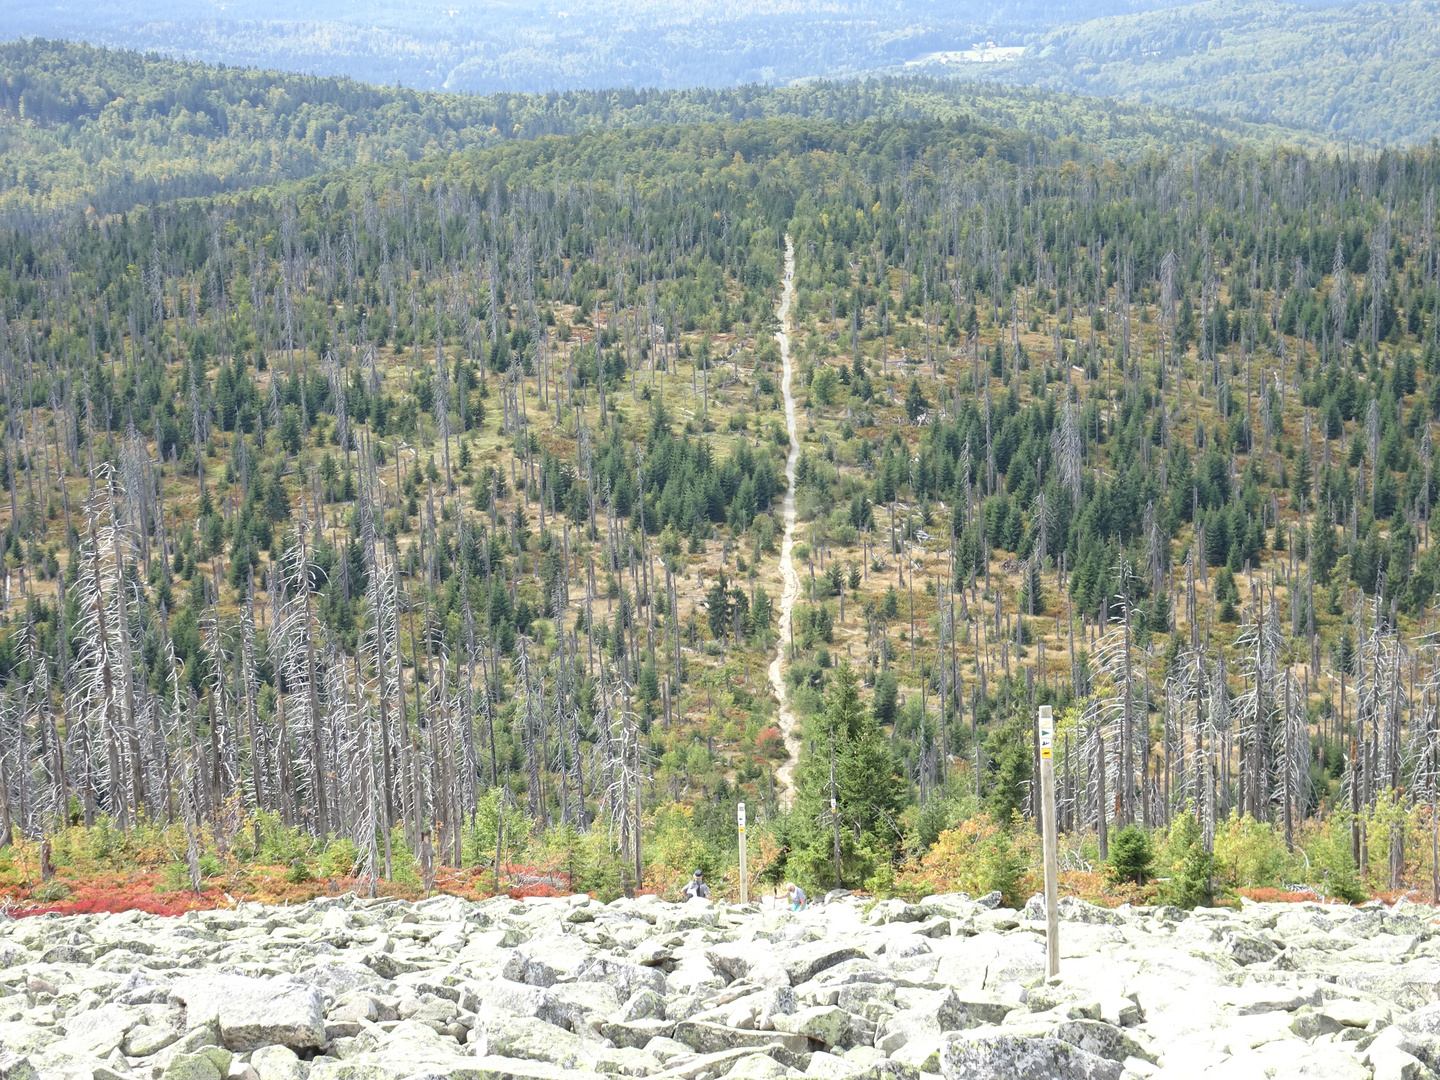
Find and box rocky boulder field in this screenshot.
[5,892,1440,1080]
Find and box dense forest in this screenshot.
[978,0,1440,145]
[0,41,1324,223]
[1,54,1440,908]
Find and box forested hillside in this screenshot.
[0,41,1324,222]
[1,90,1440,910]
[979,0,1440,145]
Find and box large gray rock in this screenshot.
[307,1060,403,1080]
[616,989,666,1023]
[644,1046,787,1080]
[932,933,1044,994]
[939,1033,1122,1080]
[474,1014,595,1068]
[40,944,92,965]
[467,981,548,1017]
[296,962,385,1001]
[779,945,865,986]
[875,990,1008,1055]
[538,982,621,1034]
[937,993,1011,1032]
[1048,1020,1151,1064]
[464,1057,610,1080]
[57,1003,141,1056]
[573,957,667,1000]
[772,1006,850,1047]
[396,992,458,1033]
[1223,930,1280,966]
[599,1017,675,1048]
[163,1053,226,1080]
[251,1045,308,1080]
[864,901,930,926]
[804,1051,862,1079]
[1335,961,1440,1010]
[315,1055,606,1080]
[665,959,727,996]
[125,1023,183,1056]
[500,952,561,988]
[723,1052,788,1080]
[172,975,326,1052]
[1399,1003,1440,1037]
[0,1052,38,1080]
[707,946,791,989]
[672,1020,808,1056]
[164,1048,234,1080]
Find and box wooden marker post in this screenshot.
[1039,704,1059,977]
[738,801,748,904]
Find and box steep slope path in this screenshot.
[767,235,802,805]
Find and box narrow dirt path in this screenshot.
[767,235,803,807]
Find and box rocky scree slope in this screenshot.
[3,893,1440,1080]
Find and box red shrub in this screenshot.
[755,726,787,759]
[507,883,562,899]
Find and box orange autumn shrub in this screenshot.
[894,812,1042,906]
[1058,869,1156,907]
[1237,886,1331,904]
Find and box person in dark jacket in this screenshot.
[682,869,710,900]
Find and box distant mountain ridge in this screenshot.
[0,40,1327,221]
[0,0,1191,94]
[5,0,1433,146]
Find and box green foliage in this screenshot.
[540,822,625,900]
[463,789,531,869]
[1212,812,1286,890]
[792,660,906,890]
[911,796,955,855]
[31,880,71,903]
[979,824,1031,908]
[1159,812,1215,910]
[1107,825,1154,886]
[385,826,421,888]
[320,838,361,878]
[984,711,1032,824]
[914,784,983,855]
[872,669,899,724]
[863,857,897,898]
[643,803,718,899]
[86,817,122,863]
[254,812,316,865]
[905,378,928,420]
[1301,820,1367,904]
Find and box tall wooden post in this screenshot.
[1039,705,1060,978]
[738,801,748,904]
